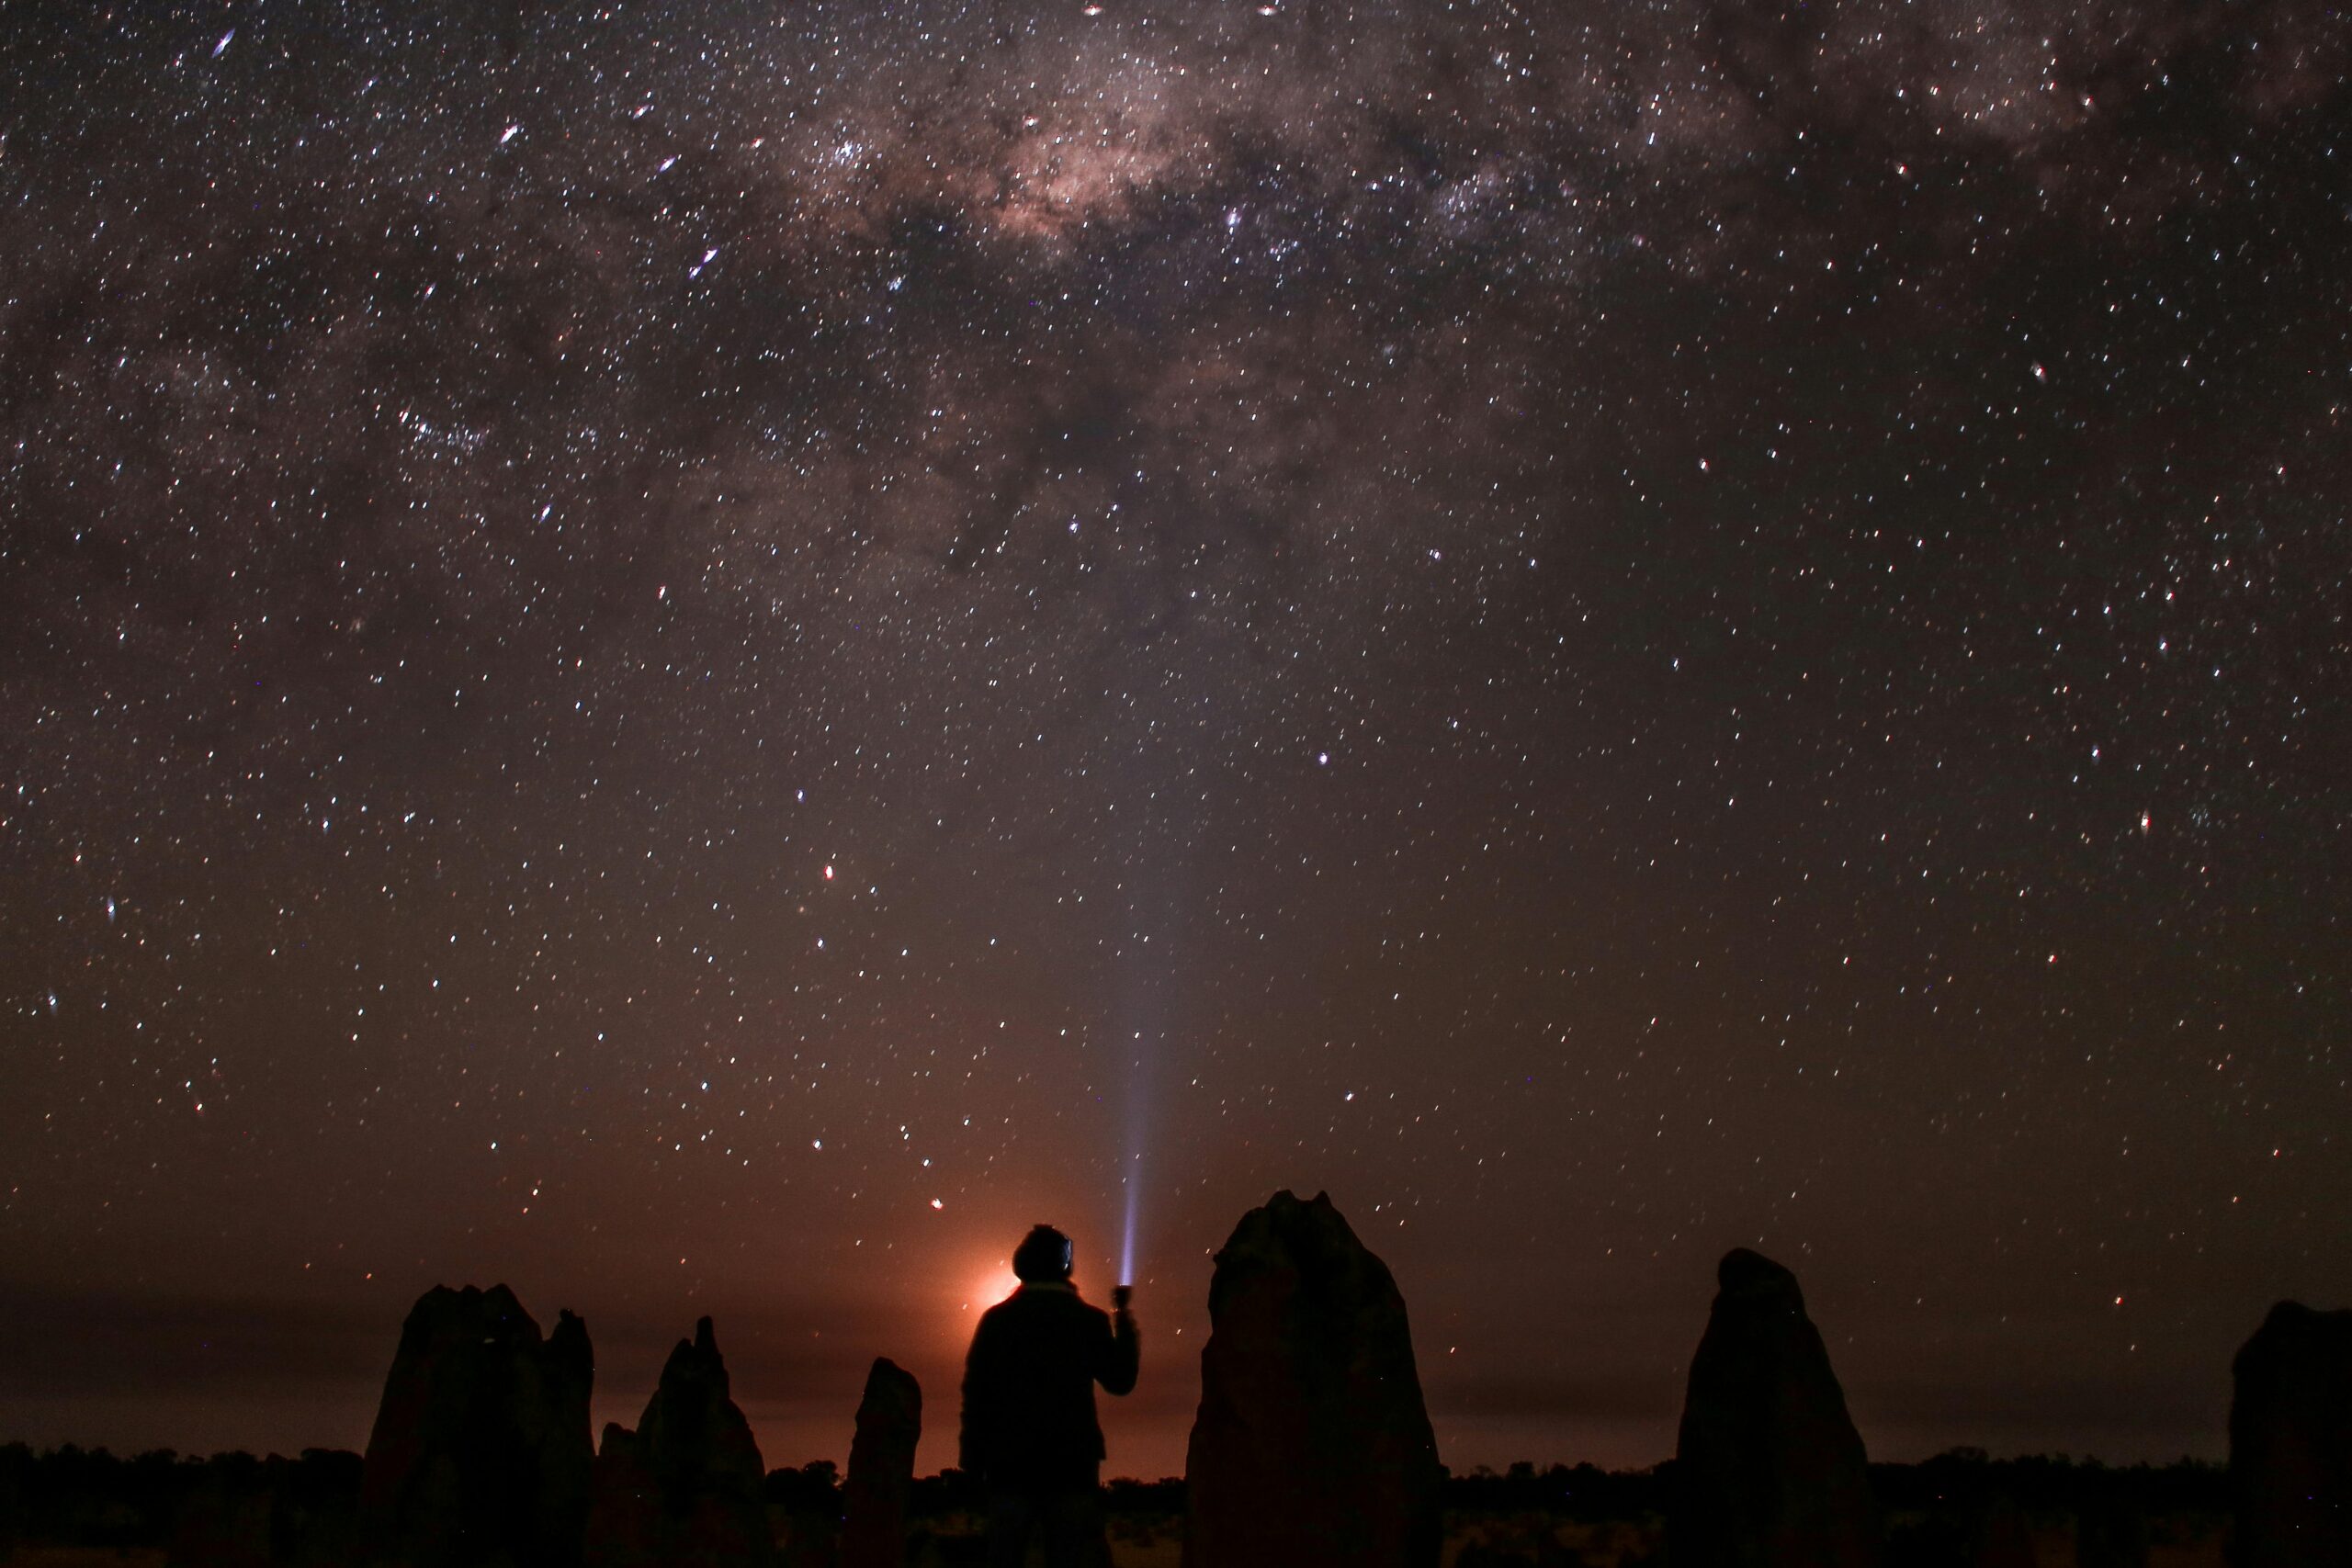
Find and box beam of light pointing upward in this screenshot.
[1108,698,1198,1295]
[1121,1150,1141,1287]
[1120,1029,1147,1286]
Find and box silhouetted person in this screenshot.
[960,1224,1139,1568]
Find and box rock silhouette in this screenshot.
[584,1315,775,1568]
[2230,1300,2352,1568]
[1670,1248,1879,1568]
[1182,1190,1442,1568]
[840,1358,921,1568]
[357,1283,594,1568]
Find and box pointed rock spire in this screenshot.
[358,1283,595,1568]
[1670,1248,1879,1568]
[1182,1190,1442,1568]
[2231,1300,2352,1568]
[586,1315,775,1567]
[842,1357,922,1568]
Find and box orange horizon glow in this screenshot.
[959,1260,1021,1318]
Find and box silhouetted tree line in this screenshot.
[0,1440,2236,1558]
[0,1443,362,1557]
[1439,1451,2229,1519]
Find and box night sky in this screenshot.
[4,0,2348,1483]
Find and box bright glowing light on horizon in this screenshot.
[963,1261,1020,1313]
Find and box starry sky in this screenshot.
[3,0,2348,1482]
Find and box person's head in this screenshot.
[1012,1224,1074,1282]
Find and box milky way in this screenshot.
[3,0,2348,1475]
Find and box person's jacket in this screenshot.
[958,1281,1138,1490]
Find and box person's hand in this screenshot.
[1112,1284,1134,1311]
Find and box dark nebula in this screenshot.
[2,0,2347,1477]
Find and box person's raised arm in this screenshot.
[1097,1284,1139,1396]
